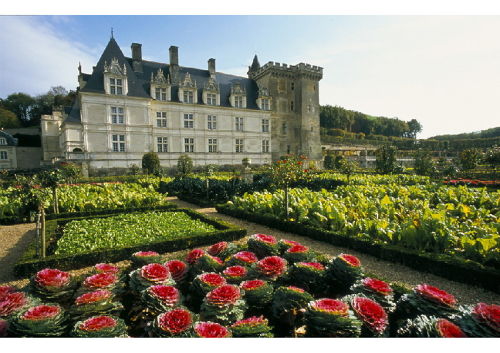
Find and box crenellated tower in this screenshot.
[248,58,323,162]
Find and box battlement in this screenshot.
[254,61,323,79]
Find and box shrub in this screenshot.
[142,152,161,175]
[177,154,193,176]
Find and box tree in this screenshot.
[0,107,22,128]
[338,158,358,183]
[39,169,66,214]
[1,93,36,125]
[413,149,435,176]
[458,149,482,171]
[407,119,423,139]
[375,145,399,174]
[142,152,161,175]
[270,154,311,220]
[177,154,193,177]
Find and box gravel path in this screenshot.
[1,199,499,306]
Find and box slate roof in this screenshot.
[0,130,18,146]
[75,38,261,123]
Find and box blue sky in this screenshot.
[0,15,499,138]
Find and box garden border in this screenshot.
[14,207,246,277]
[216,204,500,294]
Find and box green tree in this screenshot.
[177,154,193,177]
[1,92,36,126]
[458,149,482,171]
[338,158,358,183]
[323,154,335,169]
[375,145,399,174]
[142,152,161,175]
[39,169,66,214]
[0,107,22,128]
[413,149,435,176]
[407,119,423,139]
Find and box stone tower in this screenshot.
[248,58,323,162]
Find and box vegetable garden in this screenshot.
[1,235,497,338]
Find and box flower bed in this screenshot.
[4,236,497,337]
[14,208,246,277]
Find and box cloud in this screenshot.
[0,16,98,98]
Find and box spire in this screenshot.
[250,55,260,71]
[111,27,114,39]
[78,62,82,75]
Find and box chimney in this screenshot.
[131,43,142,61]
[169,46,179,66]
[208,58,216,78]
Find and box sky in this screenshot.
[0,14,499,138]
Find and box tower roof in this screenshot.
[250,54,261,71]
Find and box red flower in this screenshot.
[22,305,61,321]
[351,297,388,334]
[0,286,16,301]
[83,273,118,289]
[199,273,226,287]
[207,242,228,256]
[472,303,500,332]
[362,277,393,296]
[240,280,266,291]
[223,266,247,278]
[206,285,241,306]
[436,319,467,337]
[231,316,267,327]
[186,249,205,265]
[311,298,349,316]
[233,251,258,264]
[287,244,309,253]
[256,256,287,278]
[0,292,28,317]
[140,263,170,283]
[338,254,361,267]
[165,260,188,282]
[251,233,277,244]
[94,263,120,274]
[415,284,457,307]
[158,309,193,334]
[75,290,112,305]
[297,262,325,271]
[149,285,179,303]
[35,268,71,288]
[194,322,230,338]
[133,251,159,257]
[79,316,117,331]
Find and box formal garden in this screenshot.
[0,153,498,338]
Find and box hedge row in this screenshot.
[216,204,500,294]
[14,207,246,277]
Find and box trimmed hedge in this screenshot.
[217,204,500,294]
[14,207,246,277]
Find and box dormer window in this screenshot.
[203,77,220,106]
[103,58,128,95]
[184,90,194,104]
[150,68,171,101]
[230,82,247,109]
[0,138,6,145]
[235,96,243,108]
[179,72,198,104]
[207,93,216,105]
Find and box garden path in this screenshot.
[167,196,500,305]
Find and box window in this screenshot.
[110,78,123,95]
[261,98,270,111]
[0,138,6,145]
[157,137,168,152]
[262,119,270,133]
[184,114,194,128]
[207,115,217,130]
[290,101,294,112]
[0,151,7,160]
[111,107,124,124]
[155,87,167,101]
[207,93,216,105]
[156,112,167,128]
[291,82,295,91]
[234,96,243,108]
[208,138,218,153]
[184,138,194,153]
[112,134,125,152]
[235,117,244,131]
[262,140,270,153]
[287,145,291,154]
[282,122,288,135]
[235,139,244,153]
[183,90,194,103]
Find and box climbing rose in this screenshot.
[194,322,230,338]
[34,269,71,288]
[83,273,118,289]
[362,278,393,296]
[351,297,388,334]
[415,284,457,307]
[207,242,228,256]
[206,285,241,306]
[436,319,467,337]
[22,305,61,321]
[158,309,193,334]
[79,316,117,331]
[186,249,205,264]
[140,263,170,283]
[75,290,112,305]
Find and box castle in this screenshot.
[41,36,323,175]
